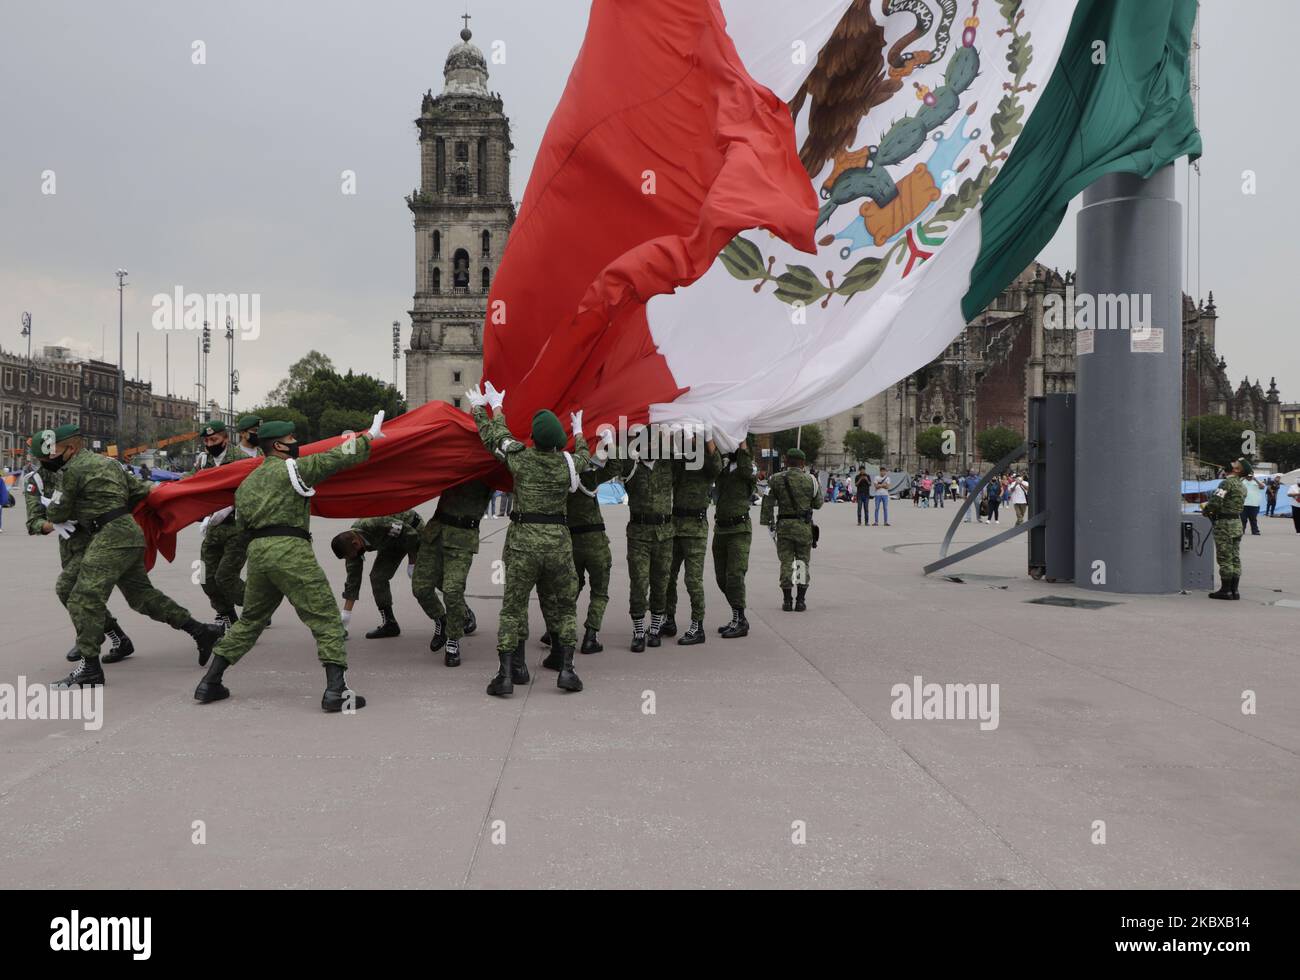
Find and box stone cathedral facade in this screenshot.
[404,22,515,409]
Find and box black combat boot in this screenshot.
[647,612,664,648]
[429,617,446,652]
[321,663,366,713]
[511,640,531,685]
[795,585,808,612]
[181,618,223,666]
[1229,574,1241,600]
[580,627,603,654]
[677,620,705,646]
[486,650,514,697]
[365,606,401,639]
[444,637,461,667]
[1208,578,1233,599]
[540,631,553,648]
[721,608,749,639]
[556,645,583,692]
[717,609,738,634]
[542,633,563,671]
[100,624,135,664]
[463,606,477,635]
[660,615,678,638]
[55,656,105,688]
[630,615,646,653]
[65,646,79,662]
[781,588,793,611]
[194,655,230,703]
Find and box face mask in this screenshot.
[278,442,300,459]
[244,433,258,447]
[43,451,69,472]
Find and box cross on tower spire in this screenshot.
[461,12,472,39]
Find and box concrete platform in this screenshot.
[1,498,1296,888]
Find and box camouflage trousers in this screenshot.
[412,540,476,640]
[67,540,191,660]
[363,547,407,611]
[1213,517,1243,578]
[212,538,346,667]
[56,544,123,641]
[666,535,708,622]
[499,542,577,652]
[775,532,812,589]
[572,530,611,632]
[626,533,672,618]
[711,528,751,609]
[200,522,247,615]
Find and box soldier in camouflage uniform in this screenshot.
[540,457,612,656]
[190,419,258,629]
[759,447,822,612]
[331,509,423,639]
[233,414,262,457]
[34,426,223,688]
[23,426,136,664]
[609,425,675,651]
[1204,457,1249,600]
[469,381,589,695]
[712,436,757,638]
[663,433,722,645]
[194,415,383,711]
[412,479,489,667]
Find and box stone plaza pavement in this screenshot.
[1,497,1297,889]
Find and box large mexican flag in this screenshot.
[484,0,1201,447]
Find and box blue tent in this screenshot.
[597,481,626,505]
[1181,479,1293,516]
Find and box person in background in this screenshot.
[854,467,871,525]
[873,466,891,526]
[920,473,932,507]
[1240,470,1265,535]
[1009,472,1030,524]
[1289,481,1300,534]
[932,472,946,508]
[1265,476,1280,517]
[0,471,13,532]
[985,475,1002,524]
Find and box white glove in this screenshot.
[52,520,78,540]
[570,410,584,437]
[340,609,352,626]
[367,410,385,440]
[484,381,506,413]
[208,506,234,528]
[465,385,488,409]
[199,516,212,535]
[406,562,415,579]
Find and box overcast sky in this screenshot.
[1,0,1292,410]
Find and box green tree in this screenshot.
[916,425,951,463]
[1184,414,1250,468]
[1262,431,1300,472]
[250,405,311,440]
[267,351,334,405]
[772,424,824,466]
[976,426,1024,464]
[318,407,374,439]
[843,428,885,463]
[287,370,406,440]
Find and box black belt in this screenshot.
[247,525,312,541]
[715,513,750,528]
[673,507,708,521]
[87,505,132,534]
[510,512,568,526]
[569,522,606,535]
[778,511,814,521]
[1213,514,1243,522]
[437,512,481,530]
[629,512,671,526]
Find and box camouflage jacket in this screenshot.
[1204,475,1246,519]
[610,455,675,541]
[44,450,153,550]
[234,437,371,537]
[343,510,422,599]
[567,462,607,528]
[474,406,590,551]
[760,466,822,542]
[671,449,722,537]
[714,446,757,533]
[22,466,87,563]
[427,479,492,553]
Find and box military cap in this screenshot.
[235,414,262,432]
[786,447,806,462]
[54,423,80,442]
[29,429,57,458]
[258,420,295,441]
[200,420,227,437]
[531,410,566,451]
[1235,457,1254,477]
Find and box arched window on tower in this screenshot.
[432,267,441,294]
[433,230,441,258]
[481,267,491,292]
[454,173,468,196]
[481,230,490,257]
[478,137,487,196]
[452,249,470,290]
[435,138,446,192]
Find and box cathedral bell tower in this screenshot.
[405,16,515,409]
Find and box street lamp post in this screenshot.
[19,312,32,440]
[115,269,128,449]
[392,321,401,389]
[226,315,235,423]
[201,320,211,421]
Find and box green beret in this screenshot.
[258,420,295,441]
[235,414,262,432]
[29,429,57,458]
[53,423,79,442]
[200,420,226,437]
[786,447,806,462]
[1236,457,1254,477]
[531,410,566,451]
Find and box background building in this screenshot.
[404,21,516,410]
[1,345,82,462]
